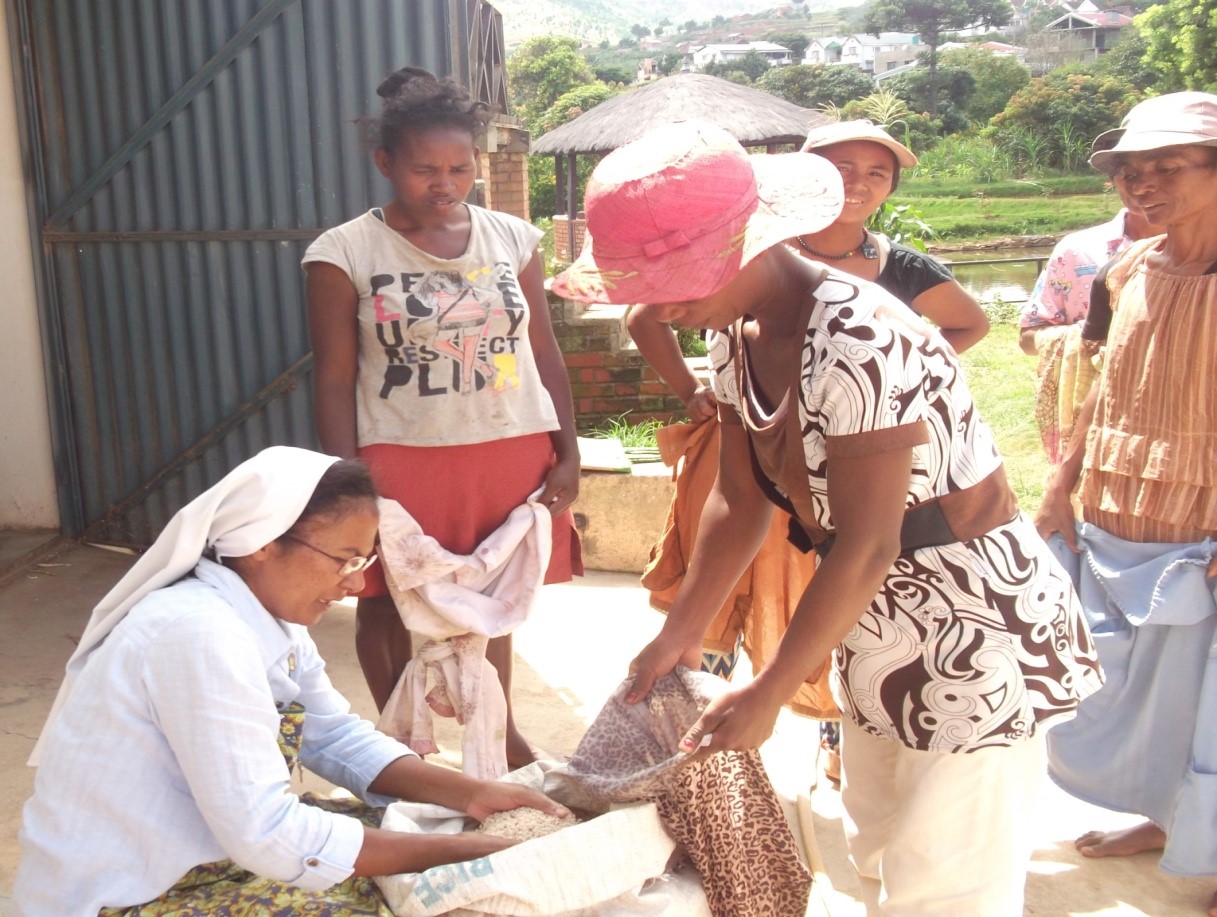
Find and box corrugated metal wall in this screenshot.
[10,0,491,545]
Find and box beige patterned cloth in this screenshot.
[1032,323,1098,466]
[1080,237,1217,542]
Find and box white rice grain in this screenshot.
[477,807,578,841]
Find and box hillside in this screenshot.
[493,0,862,48]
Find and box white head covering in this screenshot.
[30,445,340,765]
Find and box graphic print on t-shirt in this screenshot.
[372,262,526,399]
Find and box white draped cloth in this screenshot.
[30,446,337,766]
[376,494,552,779]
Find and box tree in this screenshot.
[506,36,596,131]
[536,83,621,135]
[1134,0,1217,92]
[766,30,811,62]
[938,46,1029,124]
[592,63,634,85]
[860,0,1013,116]
[886,64,975,127]
[1091,32,1158,92]
[529,83,619,219]
[756,63,876,108]
[630,23,651,39]
[658,53,684,75]
[705,50,771,83]
[720,71,755,87]
[989,68,1140,169]
[684,19,698,32]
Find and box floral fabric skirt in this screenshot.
[99,704,393,916]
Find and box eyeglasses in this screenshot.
[281,533,378,577]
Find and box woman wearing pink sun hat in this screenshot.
[621,118,990,788]
[554,120,1103,915]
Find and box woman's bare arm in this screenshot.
[625,303,717,422]
[912,279,990,354]
[626,420,774,701]
[680,445,911,752]
[306,262,361,459]
[521,253,580,514]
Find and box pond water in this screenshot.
[938,246,1054,307]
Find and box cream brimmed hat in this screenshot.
[551,121,844,305]
[1090,91,1217,172]
[800,119,917,169]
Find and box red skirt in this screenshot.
[357,433,582,598]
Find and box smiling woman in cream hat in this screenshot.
[556,121,1103,915]
[1038,91,1217,917]
[795,119,989,353]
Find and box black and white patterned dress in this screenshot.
[711,269,1103,753]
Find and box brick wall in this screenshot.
[481,119,531,222]
[547,295,687,431]
[483,150,530,221]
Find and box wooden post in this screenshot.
[566,153,579,257]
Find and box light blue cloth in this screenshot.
[1046,523,1217,876]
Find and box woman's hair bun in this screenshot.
[377,66,438,100]
[363,66,490,152]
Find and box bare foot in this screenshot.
[1075,821,1166,858]
[1208,887,1217,917]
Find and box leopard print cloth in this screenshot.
[553,668,811,917]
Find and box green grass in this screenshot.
[958,321,1047,513]
[902,192,1120,240]
[587,414,664,463]
[899,174,1110,199]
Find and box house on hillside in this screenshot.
[1042,1,1131,58]
[805,33,920,74]
[805,36,845,65]
[938,39,1028,61]
[689,41,793,70]
[636,58,661,84]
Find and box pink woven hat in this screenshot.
[800,119,917,169]
[1090,91,1217,172]
[551,121,844,305]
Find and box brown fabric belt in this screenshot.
[732,288,1018,558]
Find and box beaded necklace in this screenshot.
[794,230,877,261]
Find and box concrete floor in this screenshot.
[0,542,1212,915]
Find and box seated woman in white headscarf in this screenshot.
[13,446,566,917]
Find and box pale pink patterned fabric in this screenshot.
[1019,210,1132,330]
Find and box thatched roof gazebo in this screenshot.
[531,73,830,261]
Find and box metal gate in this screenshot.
[8,0,506,546]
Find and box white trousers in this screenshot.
[840,719,1046,916]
